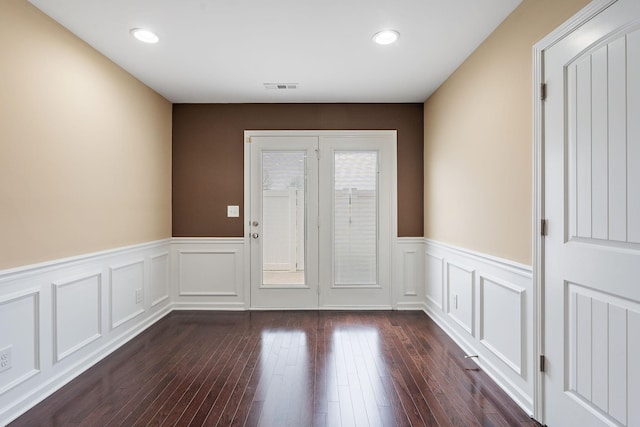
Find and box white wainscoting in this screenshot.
[52,272,102,362]
[395,238,425,310]
[0,289,40,397]
[171,238,247,310]
[110,260,145,329]
[150,252,170,308]
[2,235,535,424]
[0,240,172,425]
[423,239,534,415]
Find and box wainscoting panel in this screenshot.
[178,251,238,296]
[423,239,534,415]
[395,238,425,310]
[52,273,102,362]
[425,253,444,310]
[110,261,145,329]
[0,289,40,396]
[479,275,524,375]
[171,238,246,310]
[402,250,418,296]
[0,240,172,425]
[446,262,475,335]
[150,253,169,307]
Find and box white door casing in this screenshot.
[246,131,397,310]
[537,1,640,425]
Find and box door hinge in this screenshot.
[539,355,546,372]
[315,148,320,160]
[540,83,547,101]
[541,219,548,236]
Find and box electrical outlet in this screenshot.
[0,345,12,373]
[135,289,143,304]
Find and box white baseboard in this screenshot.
[396,301,425,310]
[171,302,247,311]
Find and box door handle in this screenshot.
[251,233,259,239]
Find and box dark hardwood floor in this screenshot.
[11,311,537,426]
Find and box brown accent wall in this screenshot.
[173,104,423,237]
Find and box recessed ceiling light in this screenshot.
[130,28,159,44]
[372,29,399,45]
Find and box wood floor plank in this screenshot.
[392,318,484,426]
[10,311,536,427]
[214,332,263,426]
[15,319,194,427]
[405,313,528,427]
[190,333,260,426]
[122,327,224,426]
[173,331,250,426]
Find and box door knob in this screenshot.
[252,221,259,227]
[251,233,259,239]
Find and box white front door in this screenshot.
[248,132,395,309]
[250,136,320,309]
[318,135,393,308]
[543,1,640,425]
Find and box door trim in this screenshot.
[243,130,398,309]
[532,0,618,422]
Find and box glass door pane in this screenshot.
[333,151,378,285]
[261,151,306,286]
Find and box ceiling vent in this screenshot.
[264,83,298,90]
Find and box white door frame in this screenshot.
[532,0,618,422]
[243,130,398,309]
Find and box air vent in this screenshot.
[264,83,298,90]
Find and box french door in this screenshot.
[247,131,395,309]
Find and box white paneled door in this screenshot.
[542,1,640,425]
[248,132,395,309]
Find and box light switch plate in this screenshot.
[227,205,240,218]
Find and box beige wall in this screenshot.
[0,0,172,269]
[423,0,589,265]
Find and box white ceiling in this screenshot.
[28,0,523,103]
